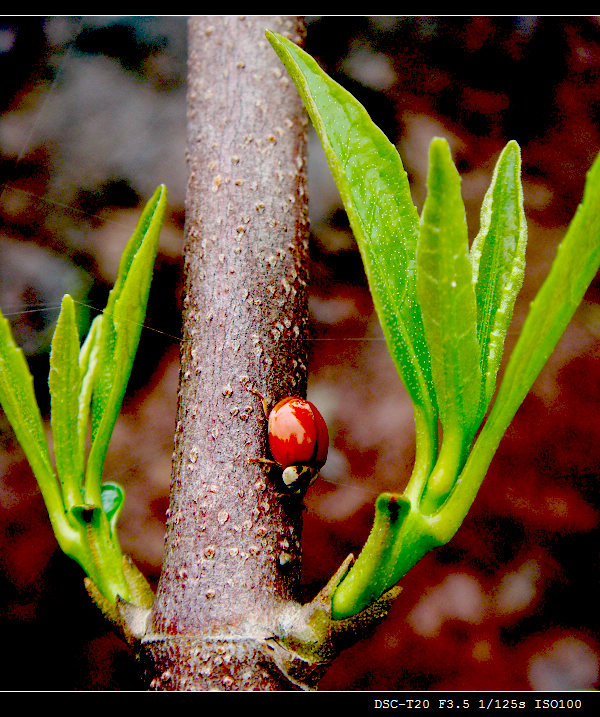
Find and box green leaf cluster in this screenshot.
[0,185,167,605]
[267,31,600,619]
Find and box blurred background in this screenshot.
[1,15,600,691]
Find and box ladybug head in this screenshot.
[280,464,319,494]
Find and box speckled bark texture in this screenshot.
[143,16,311,690]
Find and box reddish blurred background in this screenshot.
[1,16,600,691]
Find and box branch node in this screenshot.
[263,554,402,690]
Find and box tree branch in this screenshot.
[141,15,311,690]
[126,15,402,691]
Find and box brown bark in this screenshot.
[141,15,311,690]
[118,15,402,691]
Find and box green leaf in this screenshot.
[101,481,126,535]
[78,314,102,467]
[417,138,481,440]
[0,312,58,500]
[86,185,167,505]
[416,139,481,514]
[49,294,84,508]
[483,149,600,448]
[0,307,86,558]
[438,148,600,543]
[267,30,438,472]
[471,141,527,422]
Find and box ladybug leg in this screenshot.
[245,385,270,419]
[247,456,276,465]
[245,385,275,466]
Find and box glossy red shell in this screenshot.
[267,397,328,470]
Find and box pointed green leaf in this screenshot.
[267,31,438,467]
[438,148,600,543]
[86,185,167,505]
[417,138,481,440]
[483,149,600,445]
[471,141,527,421]
[78,314,102,465]
[0,312,59,498]
[0,305,88,558]
[49,294,84,508]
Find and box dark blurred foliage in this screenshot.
[1,15,600,691]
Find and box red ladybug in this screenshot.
[268,397,328,492]
[249,392,329,494]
